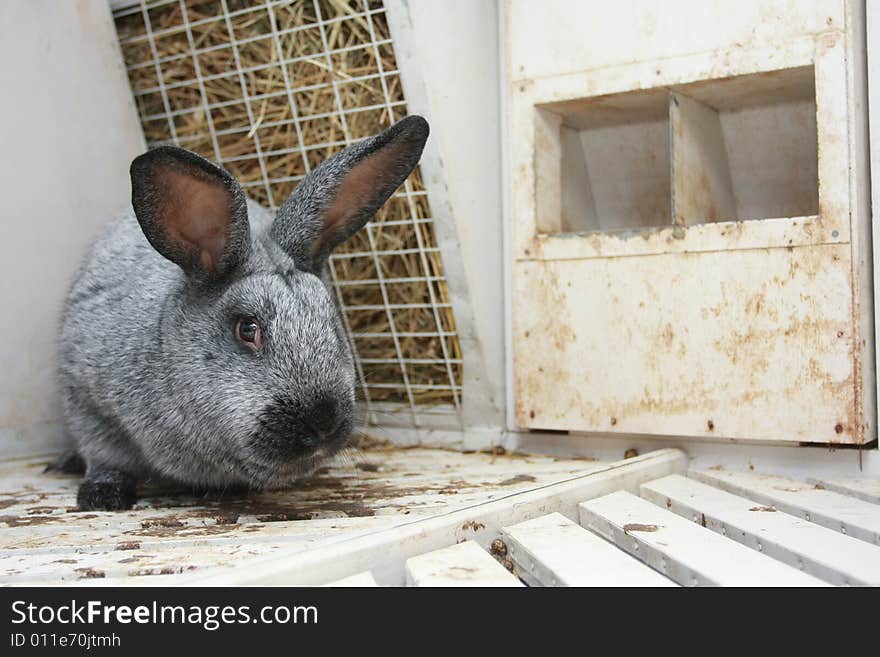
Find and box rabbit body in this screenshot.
[57,116,429,509]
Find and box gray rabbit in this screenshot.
[54,116,429,510]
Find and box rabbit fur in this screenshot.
[56,116,429,510]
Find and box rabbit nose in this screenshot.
[304,397,341,438]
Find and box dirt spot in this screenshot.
[355,462,380,472]
[497,474,536,486]
[75,567,105,579]
[127,523,244,539]
[116,541,141,551]
[26,506,59,515]
[749,506,777,512]
[623,523,659,533]
[141,517,185,529]
[128,566,196,577]
[461,520,485,532]
[490,539,508,557]
[0,514,66,527]
[624,448,638,459]
[118,556,146,564]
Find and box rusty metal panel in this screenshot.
[514,244,856,443]
[507,1,871,444]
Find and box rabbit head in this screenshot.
[128,116,429,489]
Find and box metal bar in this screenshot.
[219,0,275,206]
[130,50,398,96]
[119,5,390,47]
[363,0,462,418]
[311,0,419,427]
[139,1,178,143]
[178,0,223,162]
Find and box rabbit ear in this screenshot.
[130,146,250,281]
[271,115,429,274]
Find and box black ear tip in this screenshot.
[398,114,430,143]
[130,145,178,179]
[130,150,156,186]
[129,145,238,192]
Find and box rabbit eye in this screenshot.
[235,317,263,350]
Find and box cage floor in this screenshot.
[0,442,603,585]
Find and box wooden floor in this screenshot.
[0,440,603,585]
[4,443,879,586]
[390,466,880,587]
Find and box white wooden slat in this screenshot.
[326,571,378,587]
[579,491,827,587]
[404,540,522,587]
[502,512,676,587]
[691,469,880,546]
[808,477,880,505]
[187,449,688,585]
[641,475,880,586]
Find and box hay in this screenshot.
[114,0,461,408]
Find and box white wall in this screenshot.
[0,0,144,458]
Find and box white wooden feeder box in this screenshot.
[507,0,874,445]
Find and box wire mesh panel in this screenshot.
[112,0,462,427]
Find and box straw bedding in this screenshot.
[113,0,462,409]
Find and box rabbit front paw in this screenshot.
[77,470,137,511]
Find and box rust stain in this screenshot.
[141,518,184,529]
[26,506,59,515]
[496,474,537,486]
[461,520,485,532]
[514,265,576,425]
